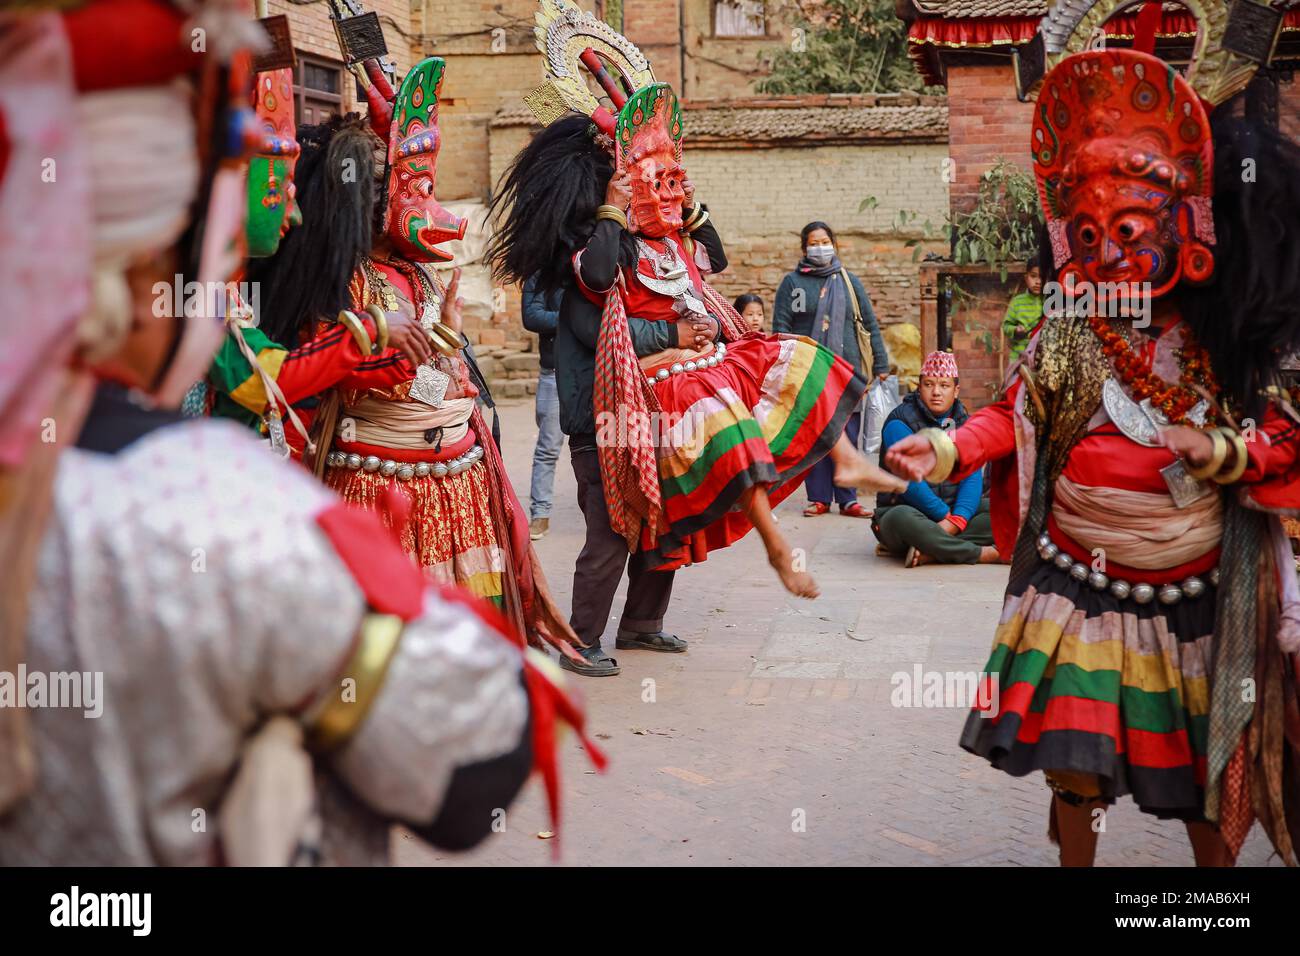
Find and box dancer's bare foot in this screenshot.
[833,448,908,495]
[978,546,1005,564]
[769,551,820,599]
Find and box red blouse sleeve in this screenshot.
[1240,403,1300,485]
[951,379,1021,482]
[274,321,375,407]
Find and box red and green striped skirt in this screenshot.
[960,555,1217,820]
[646,334,865,569]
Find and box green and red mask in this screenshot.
[246,67,301,258]
[383,56,464,263]
[616,83,685,240]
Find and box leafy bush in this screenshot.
[945,159,1043,279]
[758,0,933,95]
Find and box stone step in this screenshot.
[503,353,540,372]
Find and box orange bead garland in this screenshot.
[1088,314,1219,425]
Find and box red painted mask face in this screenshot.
[616,83,685,240]
[1057,138,1212,297]
[384,57,464,263]
[628,148,685,239]
[1032,50,1215,301]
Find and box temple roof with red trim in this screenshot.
[899,0,1300,87]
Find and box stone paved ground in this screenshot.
[395,400,1281,867]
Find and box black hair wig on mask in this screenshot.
[1177,85,1300,420]
[488,113,637,295]
[246,113,378,349]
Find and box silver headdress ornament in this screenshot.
[1014,0,1286,104]
[524,0,655,131]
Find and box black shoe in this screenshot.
[614,630,688,653]
[559,645,621,677]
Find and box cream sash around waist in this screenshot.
[340,395,475,450]
[1051,474,1223,570]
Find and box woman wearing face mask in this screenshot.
[774,221,889,518]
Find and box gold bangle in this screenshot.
[337,309,375,356]
[917,427,957,483]
[682,205,702,228]
[1213,427,1249,484]
[1184,427,1227,481]
[305,612,403,752]
[426,322,464,355]
[366,304,390,353]
[685,208,710,234]
[595,204,628,229]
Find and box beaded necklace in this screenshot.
[1088,314,1219,425]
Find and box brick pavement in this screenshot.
[394,400,1282,867]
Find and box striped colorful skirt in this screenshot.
[325,455,506,608]
[959,554,1217,820]
[646,334,865,569]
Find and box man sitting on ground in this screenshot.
[872,351,1000,567]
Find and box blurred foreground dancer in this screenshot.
[0,0,599,866]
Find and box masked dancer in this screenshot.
[491,0,905,605]
[888,2,1300,865]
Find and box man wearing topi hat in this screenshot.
[873,351,999,567]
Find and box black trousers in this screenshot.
[568,445,675,649]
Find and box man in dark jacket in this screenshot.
[872,351,999,566]
[522,274,564,539]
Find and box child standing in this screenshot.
[1001,263,1043,363]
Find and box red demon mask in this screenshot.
[1032,49,1215,299]
[616,83,686,240]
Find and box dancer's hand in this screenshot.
[605,170,632,211]
[683,178,696,208]
[440,267,464,332]
[676,318,713,349]
[386,309,434,367]
[885,432,936,482]
[1157,425,1216,468]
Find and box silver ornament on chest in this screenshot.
[1101,377,1213,508]
[410,363,450,408]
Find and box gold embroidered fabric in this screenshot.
[1027,314,1123,483]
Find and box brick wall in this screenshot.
[485,112,950,359]
[917,265,1023,410]
[624,0,684,90]
[684,140,949,327]
[680,0,797,99]
[944,62,1035,214]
